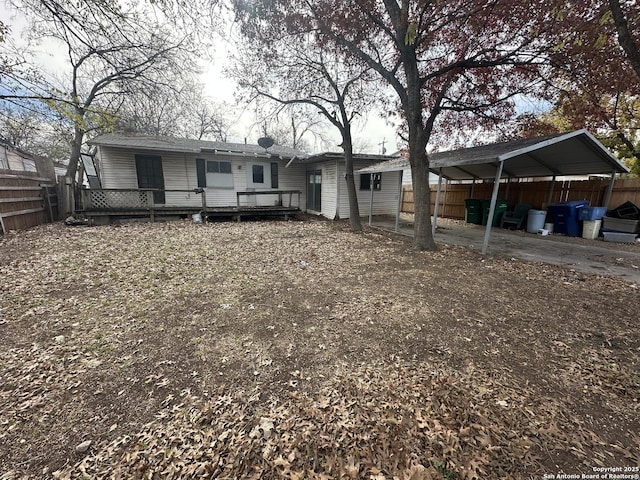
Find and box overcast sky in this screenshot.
[0,1,400,154]
[1,1,549,155]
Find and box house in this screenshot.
[298,152,403,220]
[82,133,401,222]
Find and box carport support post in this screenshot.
[432,169,443,237]
[368,174,374,226]
[603,170,616,208]
[395,169,403,232]
[546,175,557,207]
[482,160,505,255]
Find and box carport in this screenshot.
[359,129,630,254]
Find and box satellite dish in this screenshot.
[258,136,274,149]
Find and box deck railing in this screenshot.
[79,188,302,211]
[81,189,153,209]
[79,188,192,210]
[236,190,301,208]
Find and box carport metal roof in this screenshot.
[359,129,629,254]
[360,129,629,179]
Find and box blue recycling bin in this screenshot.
[548,201,589,237]
[579,207,607,221]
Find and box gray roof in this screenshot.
[358,130,629,180]
[89,133,306,159]
[296,151,401,165]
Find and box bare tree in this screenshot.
[248,102,330,152]
[115,80,230,141]
[232,19,380,230]
[0,105,72,164]
[1,0,197,182]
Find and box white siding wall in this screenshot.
[303,162,337,218]
[278,163,306,209]
[97,146,307,208]
[336,163,402,218]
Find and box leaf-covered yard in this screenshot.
[1,219,638,479]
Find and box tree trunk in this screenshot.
[66,125,84,182]
[401,44,436,250]
[342,133,362,231]
[410,149,436,251]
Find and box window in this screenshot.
[271,162,279,188]
[198,158,234,188]
[252,164,264,184]
[360,173,381,190]
[220,162,232,174]
[206,160,232,174]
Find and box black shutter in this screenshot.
[271,162,278,188]
[196,158,206,188]
[360,174,371,190]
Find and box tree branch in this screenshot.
[608,0,640,81]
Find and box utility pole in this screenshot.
[379,138,387,155]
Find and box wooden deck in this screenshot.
[76,188,302,223]
[78,205,301,223]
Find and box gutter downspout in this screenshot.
[368,174,374,226]
[335,158,340,219]
[285,156,297,168]
[395,169,403,232]
[432,168,443,237]
[482,160,505,255]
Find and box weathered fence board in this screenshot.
[401,178,640,220]
[0,169,58,233]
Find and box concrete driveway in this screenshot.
[373,217,640,284]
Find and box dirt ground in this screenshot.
[1,218,638,479]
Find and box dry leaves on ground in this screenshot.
[1,219,638,479]
[52,361,639,480]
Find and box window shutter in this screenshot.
[196,158,206,188]
[271,162,279,188]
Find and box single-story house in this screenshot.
[83,133,400,221]
[298,152,403,220]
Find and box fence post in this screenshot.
[42,186,54,222]
[57,175,75,217]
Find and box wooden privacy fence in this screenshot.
[0,170,58,233]
[401,178,640,220]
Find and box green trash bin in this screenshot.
[464,199,482,224]
[482,199,509,226]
